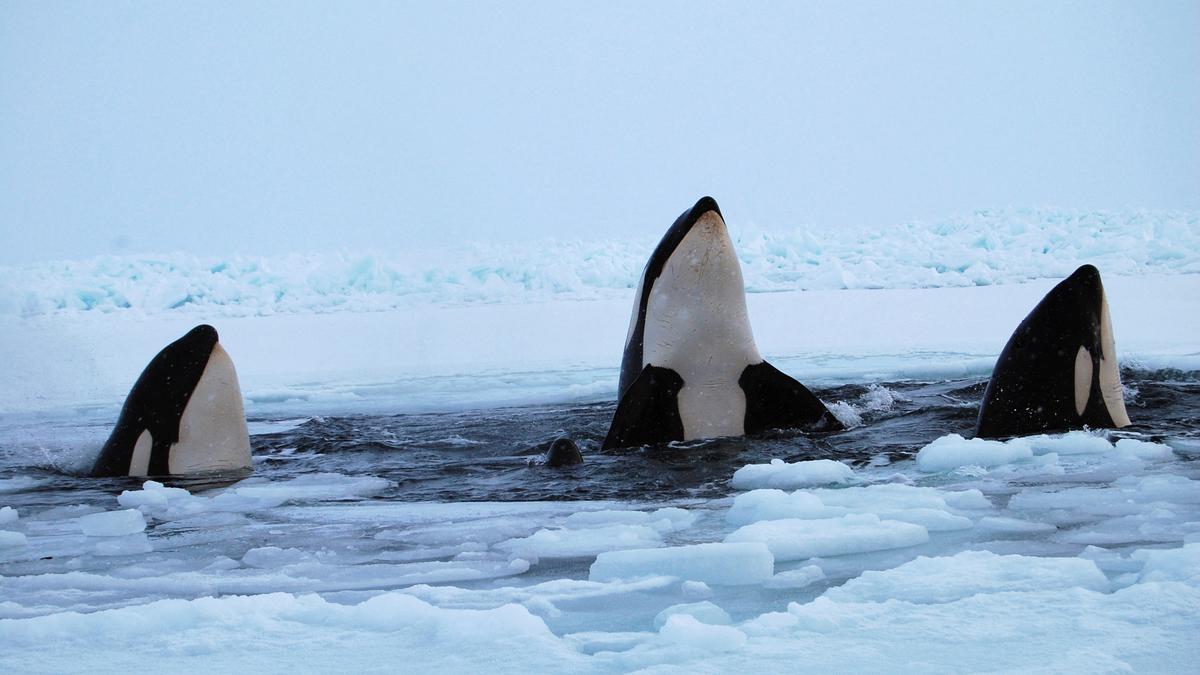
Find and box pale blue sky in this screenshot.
[2,1,1197,264]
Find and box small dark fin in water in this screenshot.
[740,361,844,433]
[603,365,685,450]
[545,437,584,467]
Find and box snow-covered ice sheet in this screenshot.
[0,273,1196,418]
[2,208,1196,318]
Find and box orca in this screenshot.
[91,324,253,477]
[544,437,584,467]
[975,264,1132,439]
[603,196,841,450]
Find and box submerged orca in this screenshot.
[603,197,841,450]
[545,437,584,467]
[91,324,252,477]
[975,264,1131,439]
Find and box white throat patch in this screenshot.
[642,211,762,440]
[169,343,252,474]
[1097,291,1131,427]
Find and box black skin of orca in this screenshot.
[604,197,842,450]
[975,264,1124,439]
[544,437,584,467]
[90,325,220,477]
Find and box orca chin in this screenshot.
[604,196,841,450]
[975,264,1132,439]
[90,324,253,477]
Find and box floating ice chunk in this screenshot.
[1008,486,1139,517]
[941,489,992,510]
[563,507,696,533]
[496,524,663,558]
[0,477,47,494]
[402,576,675,612]
[563,510,647,527]
[680,581,713,599]
[658,614,747,652]
[1078,546,1143,574]
[1113,438,1174,461]
[0,506,17,524]
[117,480,192,510]
[0,592,580,670]
[243,547,311,568]
[653,601,732,629]
[645,507,698,532]
[726,514,929,561]
[1027,433,1113,455]
[726,489,828,526]
[874,508,973,531]
[0,530,26,547]
[94,533,153,556]
[740,610,801,637]
[977,516,1057,534]
[118,474,392,522]
[814,483,982,512]
[1134,544,1200,584]
[1165,437,1200,455]
[1134,475,1200,504]
[764,565,826,589]
[229,473,392,503]
[731,459,855,490]
[79,509,146,537]
[590,542,774,586]
[728,482,985,529]
[916,434,1032,472]
[824,550,1109,603]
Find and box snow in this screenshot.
[589,543,775,585]
[730,458,855,490]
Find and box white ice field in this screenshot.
[1,211,1199,673]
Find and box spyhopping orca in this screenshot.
[975,264,1131,439]
[91,324,252,477]
[603,197,841,450]
[545,437,584,467]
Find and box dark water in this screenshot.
[3,373,1197,506]
[240,373,1200,503]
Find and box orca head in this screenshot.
[92,324,252,477]
[975,264,1130,438]
[619,197,761,397]
[544,437,583,467]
